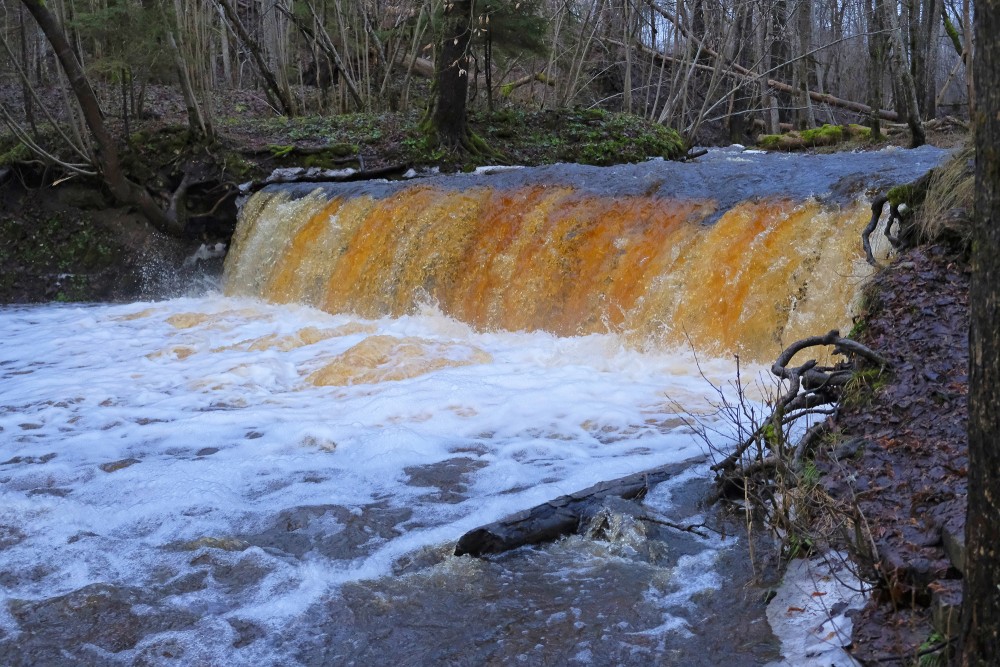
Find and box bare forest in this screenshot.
[0,0,974,153]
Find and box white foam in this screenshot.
[0,297,757,655]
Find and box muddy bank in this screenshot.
[818,244,969,662]
[0,176,227,303]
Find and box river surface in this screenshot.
[0,298,773,665]
[0,146,947,665]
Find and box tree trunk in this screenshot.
[963,0,974,117]
[217,0,296,116]
[725,1,752,143]
[794,0,815,129]
[866,0,889,140]
[960,2,1000,663]
[455,458,700,557]
[882,0,925,146]
[19,0,182,236]
[426,0,473,149]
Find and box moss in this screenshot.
[221,153,256,180]
[0,141,31,165]
[887,177,930,211]
[325,142,358,158]
[887,184,915,208]
[800,124,843,145]
[758,134,783,149]
[268,144,295,158]
[846,124,874,140]
[757,123,879,151]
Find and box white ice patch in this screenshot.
[765,552,868,667]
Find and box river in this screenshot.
[0,145,946,665]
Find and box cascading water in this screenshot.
[226,147,944,360]
[0,146,945,666]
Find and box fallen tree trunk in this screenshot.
[454,456,704,557]
[499,72,555,97]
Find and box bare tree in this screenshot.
[960,0,1000,662]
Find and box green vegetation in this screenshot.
[475,108,685,167]
[841,367,891,409]
[0,214,122,302]
[758,123,882,151]
[916,143,974,250]
[918,632,947,667]
[223,108,686,172]
[0,141,31,166]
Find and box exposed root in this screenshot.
[712,330,891,478]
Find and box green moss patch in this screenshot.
[757,123,881,152]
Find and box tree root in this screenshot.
[863,172,935,266]
[712,330,891,481]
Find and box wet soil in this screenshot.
[817,244,969,663]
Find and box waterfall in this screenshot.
[1,148,949,664]
[225,149,946,359]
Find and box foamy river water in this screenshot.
[0,297,777,665]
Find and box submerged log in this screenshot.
[454,456,704,557]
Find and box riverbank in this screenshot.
[815,243,969,663]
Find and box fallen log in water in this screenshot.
[454,456,705,557]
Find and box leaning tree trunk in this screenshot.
[19,0,183,236]
[960,1,1000,663]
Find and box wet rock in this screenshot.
[0,563,53,589]
[228,618,267,648]
[930,579,963,640]
[1,452,56,465]
[242,502,413,559]
[100,457,140,473]
[153,570,209,597]
[8,583,144,653]
[0,524,26,550]
[133,637,188,665]
[195,447,219,456]
[5,583,201,661]
[27,487,71,497]
[172,536,251,552]
[403,457,488,504]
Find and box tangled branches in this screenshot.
[712,330,891,485]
